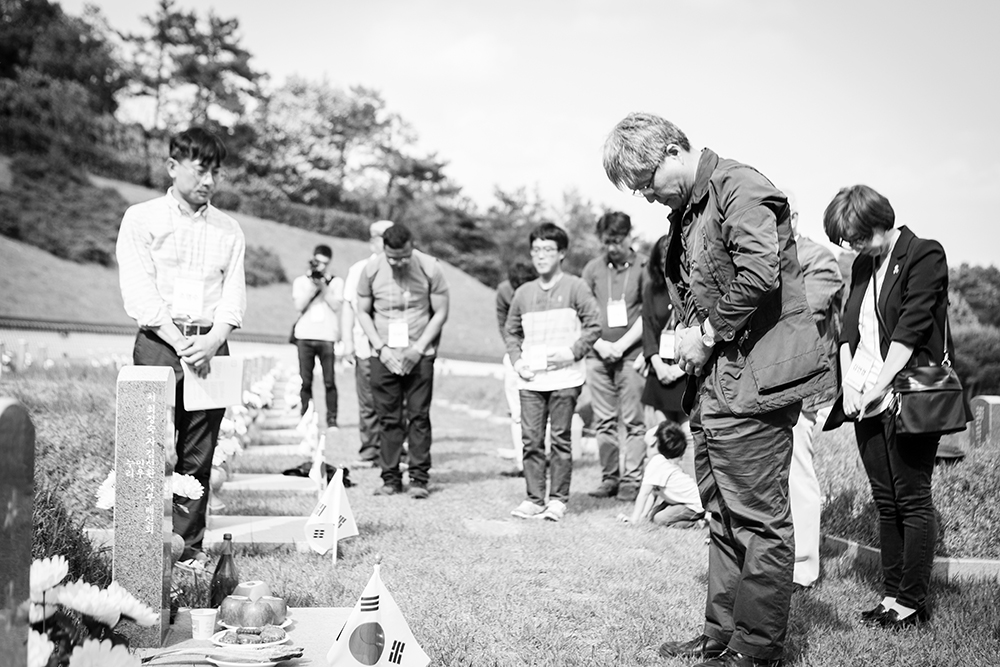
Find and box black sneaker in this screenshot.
[587,480,619,498]
[694,648,782,667]
[373,484,402,496]
[408,484,429,500]
[658,634,728,660]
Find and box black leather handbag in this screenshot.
[892,361,967,437]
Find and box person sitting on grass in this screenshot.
[618,421,705,528]
[504,222,601,522]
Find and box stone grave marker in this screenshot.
[0,399,34,665]
[113,366,175,647]
[970,395,1000,449]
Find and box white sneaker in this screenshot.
[510,500,546,519]
[541,499,566,522]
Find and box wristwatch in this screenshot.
[700,320,716,348]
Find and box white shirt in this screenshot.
[642,454,704,514]
[344,255,376,358]
[116,190,246,329]
[292,274,344,342]
[856,234,900,417]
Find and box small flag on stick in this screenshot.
[327,558,429,667]
[305,467,358,562]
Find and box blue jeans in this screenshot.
[133,330,227,560]
[855,414,938,610]
[519,386,581,505]
[370,355,435,487]
[296,339,338,427]
[587,354,647,489]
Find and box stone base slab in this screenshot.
[822,534,1000,581]
[138,606,353,664]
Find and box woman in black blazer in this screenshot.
[822,184,970,629]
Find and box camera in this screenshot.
[308,258,330,282]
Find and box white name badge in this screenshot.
[844,348,878,393]
[387,320,410,348]
[172,276,205,318]
[607,299,628,328]
[659,330,676,360]
[525,345,548,372]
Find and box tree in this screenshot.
[951,263,1000,329]
[119,0,196,131]
[172,10,260,126]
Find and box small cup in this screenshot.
[190,608,218,640]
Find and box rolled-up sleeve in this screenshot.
[116,206,172,328]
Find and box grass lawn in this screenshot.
[8,364,1000,666]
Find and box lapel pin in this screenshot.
[893,264,899,275]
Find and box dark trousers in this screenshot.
[519,386,581,505]
[296,339,338,426]
[355,356,382,461]
[693,386,799,661]
[133,330,227,560]
[370,355,435,487]
[855,415,938,610]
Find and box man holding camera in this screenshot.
[292,244,344,428]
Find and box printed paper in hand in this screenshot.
[182,356,245,410]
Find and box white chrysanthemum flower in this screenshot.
[28,630,55,667]
[106,581,159,626]
[230,404,248,417]
[95,469,116,510]
[53,580,121,627]
[68,639,141,667]
[172,474,204,500]
[29,601,58,623]
[30,555,68,600]
[242,391,263,408]
[219,418,236,438]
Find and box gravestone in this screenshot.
[970,395,1000,449]
[0,399,33,666]
[113,366,175,648]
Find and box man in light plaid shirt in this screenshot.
[116,127,246,562]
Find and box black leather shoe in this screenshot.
[878,606,930,629]
[860,603,890,624]
[694,648,782,667]
[658,634,727,659]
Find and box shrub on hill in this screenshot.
[0,152,126,266]
[245,244,287,287]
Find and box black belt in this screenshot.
[174,321,213,336]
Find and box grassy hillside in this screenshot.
[0,157,504,360]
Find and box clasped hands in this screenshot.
[842,384,890,419]
[379,345,424,375]
[513,346,575,381]
[674,324,711,377]
[177,334,223,378]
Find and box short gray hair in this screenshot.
[603,112,691,191]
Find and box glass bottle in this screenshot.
[210,533,240,607]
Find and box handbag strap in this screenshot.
[870,256,951,367]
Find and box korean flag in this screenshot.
[327,562,430,667]
[305,468,358,558]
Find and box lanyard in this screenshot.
[606,263,631,301]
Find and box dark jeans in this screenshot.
[855,414,939,610]
[587,354,647,489]
[296,339,338,426]
[519,386,581,505]
[355,356,383,461]
[133,330,227,560]
[370,355,435,487]
[693,385,799,661]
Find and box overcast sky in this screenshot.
[65,0,1000,267]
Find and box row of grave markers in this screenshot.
[7,372,1000,651]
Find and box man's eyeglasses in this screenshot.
[632,163,660,197]
[530,245,560,256]
[175,160,224,183]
